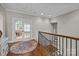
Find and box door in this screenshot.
[12,18,31,42]
[51,23,58,48]
[51,23,57,34]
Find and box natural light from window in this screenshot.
[15,20,31,40]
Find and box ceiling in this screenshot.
[1,3,79,18]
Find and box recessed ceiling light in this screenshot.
[41,13,44,15]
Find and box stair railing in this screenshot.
[38,31,79,56]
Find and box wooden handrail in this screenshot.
[39,31,79,40]
[39,32,50,42]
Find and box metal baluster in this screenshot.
[56,36,58,56]
[53,36,55,56]
[66,38,67,56]
[54,35,55,56]
[52,35,54,56]
[70,39,72,56]
[76,40,77,56]
[62,37,64,56]
[59,37,61,56]
[54,35,57,56]
[38,32,40,45]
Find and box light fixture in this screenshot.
[41,13,44,15]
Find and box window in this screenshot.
[24,24,31,38]
[15,21,31,39]
[24,24,30,32]
[15,21,23,31]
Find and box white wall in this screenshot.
[0,5,6,38]
[0,13,3,35]
[32,17,52,39]
[51,10,79,55]
[51,10,79,37]
[6,11,52,42]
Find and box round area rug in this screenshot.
[10,40,37,54]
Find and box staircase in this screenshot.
[38,31,79,56]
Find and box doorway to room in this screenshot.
[51,22,57,34]
[12,17,31,42]
[15,20,31,41]
[51,22,58,47]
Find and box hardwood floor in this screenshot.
[7,41,58,56]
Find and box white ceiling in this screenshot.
[1,3,79,17]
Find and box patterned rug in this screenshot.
[10,40,37,54]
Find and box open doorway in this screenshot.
[51,22,58,48]
[51,22,57,34]
[15,20,31,41]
